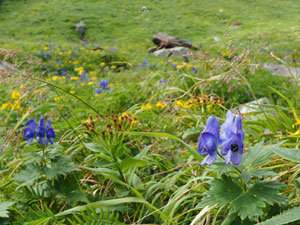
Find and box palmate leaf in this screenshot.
[199,175,242,208]
[230,181,285,220]
[241,142,275,169]
[44,156,79,179]
[0,201,14,218]
[13,164,42,187]
[256,207,300,225]
[249,181,285,205]
[230,192,265,220]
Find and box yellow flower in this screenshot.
[88,81,94,85]
[52,76,59,81]
[107,71,112,76]
[111,65,117,69]
[100,62,105,66]
[287,108,300,136]
[11,91,20,100]
[155,101,166,109]
[54,96,62,101]
[1,103,9,110]
[43,47,48,51]
[176,65,184,70]
[141,103,152,110]
[20,84,23,89]
[71,76,79,80]
[69,90,75,94]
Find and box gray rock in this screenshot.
[153,47,191,58]
[232,98,269,115]
[141,6,148,12]
[76,21,86,40]
[263,64,300,78]
[0,61,17,71]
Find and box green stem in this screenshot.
[217,151,242,175]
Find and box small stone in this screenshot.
[141,6,148,12]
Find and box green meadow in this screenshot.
[1,0,300,224]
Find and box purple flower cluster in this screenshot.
[95,80,109,94]
[197,111,244,166]
[23,116,56,146]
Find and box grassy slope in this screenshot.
[0,0,300,51]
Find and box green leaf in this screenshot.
[83,142,106,154]
[270,146,300,163]
[182,126,204,139]
[200,175,243,208]
[230,192,265,220]
[125,131,203,162]
[13,164,42,187]
[256,207,300,225]
[44,156,79,179]
[241,142,274,169]
[249,181,285,205]
[0,201,14,218]
[120,157,144,170]
[55,197,148,217]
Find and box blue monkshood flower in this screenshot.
[46,118,56,145]
[197,116,220,166]
[99,80,108,90]
[61,72,67,76]
[159,79,167,84]
[163,68,167,72]
[36,116,46,145]
[142,60,148,65]
[220,111,244,165]
[95,88,101,94]
[23,119,36,144]
[191,67,198,73]
[80,71,86,79]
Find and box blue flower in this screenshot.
[46,118,56,145]
[80,71,86,79]
[36,116,46,145]
[95,88,101,94]
[23,119,36,144]
[197,116,220,166]
[220,111,244,165]
[99,80,108,90]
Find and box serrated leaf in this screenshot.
[13,164,42,187]
[44,156,79,179]
[0,201,14,218]
[249,181,285,205]
[270,146,300,163]
[256,207,300,225]
[230,192,265,220]
[241,169,276,184]
[241,142,274,169]
[200,176,242,208]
